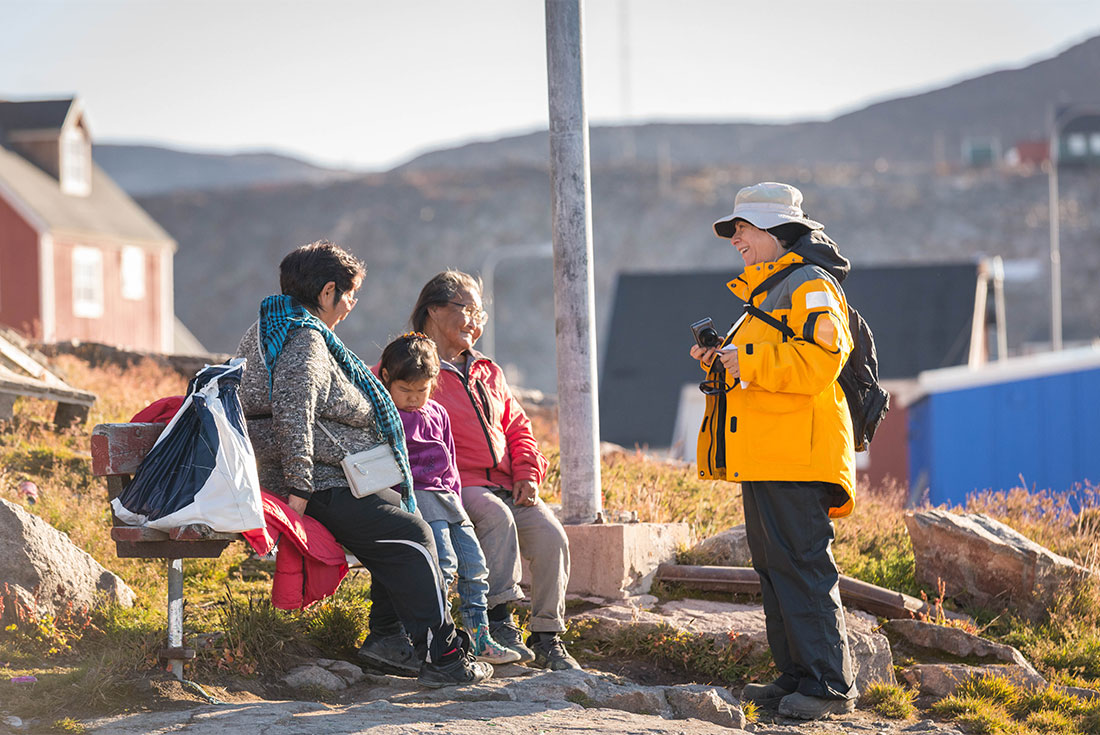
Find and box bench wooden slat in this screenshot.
[114,539,234,559]
[111,526,170,542]
[92,423,166,475]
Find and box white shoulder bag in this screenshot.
[315,421,403,498]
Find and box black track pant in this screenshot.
[305,486,458,662]
[741,480,856,700]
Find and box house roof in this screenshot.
[0,142,174,248]
[0,99,76,136]
[599,262,979,449]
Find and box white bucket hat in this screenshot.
[713,181,823,238]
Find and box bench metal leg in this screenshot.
[167,558,184,680]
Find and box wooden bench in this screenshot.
[91,422,243,679]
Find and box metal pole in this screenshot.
[545,0,602,524]
[992,256,1008,361]
[167,558,184,680]
[968,260,989,369]
[1048,114,1063,352]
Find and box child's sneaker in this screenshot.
[471,624,522,664]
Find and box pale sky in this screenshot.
[3,0,1100,170]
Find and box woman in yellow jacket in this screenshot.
[690,182,857,720]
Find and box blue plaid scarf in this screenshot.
[257,295,415,512]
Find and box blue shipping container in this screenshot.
[908,347,1100,508]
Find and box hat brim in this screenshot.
[713,212,823,239]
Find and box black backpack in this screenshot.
[741,264,890,452]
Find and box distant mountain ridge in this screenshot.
[93,143,351,195]
[99,35,1100,196]
[131,34,1100,392]
[400,34,1100,172]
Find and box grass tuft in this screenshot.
[861,681,918,719]
[214,587,305,675]
[305,576,372,656]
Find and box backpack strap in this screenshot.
[744,303,795,339]
[742,262,810,339]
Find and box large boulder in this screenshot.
[884,619,1039,673]
[684,526,751,566]
[0,498,135,622]
[572,598,895,694]
[899,663,1046,698]
[904,509,1094,621]
[885,614,1049,698]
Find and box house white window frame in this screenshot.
[120,246,146,300]
[61,128,91,196]
[72,246,104,318]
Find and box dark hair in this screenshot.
[279,240,366,309]
[409,270,483,332]
[380,332,441,386]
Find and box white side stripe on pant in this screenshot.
[377,538,448,661]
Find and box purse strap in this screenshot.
[315,420,349,454]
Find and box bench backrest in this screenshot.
[91,423,165,484]
[91,422,240,558]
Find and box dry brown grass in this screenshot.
[2,358,1098,721]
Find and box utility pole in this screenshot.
[545,0,602,524]
[1048,104,1063,351]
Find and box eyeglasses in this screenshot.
[447,300,488,326]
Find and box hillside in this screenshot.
[143,162,1100,394]
[93,143,351,195]
[401,35,1100,171]
[135,34,1100,393]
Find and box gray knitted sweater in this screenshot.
[236,321,385,499]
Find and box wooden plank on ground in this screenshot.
[0,365,96,405]
[0,332,68,387]
[655,563,974,623]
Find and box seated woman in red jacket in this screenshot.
[408,270,580,671]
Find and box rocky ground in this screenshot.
[77,667,966,735]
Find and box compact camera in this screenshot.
[690,317,721,349]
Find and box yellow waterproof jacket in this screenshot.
[696,248,856,518]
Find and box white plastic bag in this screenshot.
[112,358,264,532]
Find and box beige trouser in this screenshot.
[459,485,570,633]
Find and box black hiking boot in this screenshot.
[778,692,857,719]
[489,618,536,663]
[526,632,581,671]
[417,653,494,688]
[357,630,419,677]
[740,679,796,709]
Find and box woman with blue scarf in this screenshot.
[235,240,491,688]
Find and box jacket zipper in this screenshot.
[454,358,500,474]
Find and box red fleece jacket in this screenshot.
[429,351,548,491]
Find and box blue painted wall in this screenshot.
[909,365,1100,507]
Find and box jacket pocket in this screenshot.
[741,390,813,467]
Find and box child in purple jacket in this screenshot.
[379,333,518,664]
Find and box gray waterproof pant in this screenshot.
[742,480,856,700]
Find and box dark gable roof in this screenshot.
[0,144,174,246]
[599,262,979,448]
[0,99,74,137]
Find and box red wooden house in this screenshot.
[0,97,175,353]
